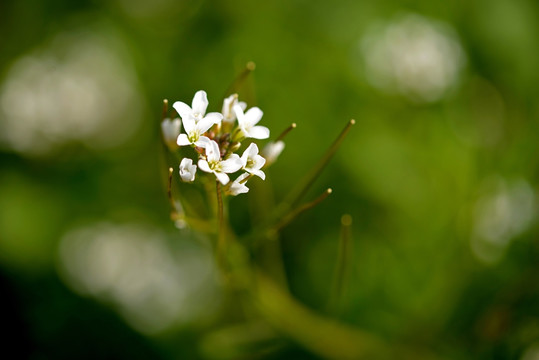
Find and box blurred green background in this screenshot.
[1,0,539,358]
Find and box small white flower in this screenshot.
[173,90,223,125]
[222,94,246,123]
[198,140,243,185]
[233,104,270,140]
[226,173,250,196]
[241,143,266,180]
[262,140,285,165]
[161,117,181,149]
[176,117,214,147]
[179,158,197,182]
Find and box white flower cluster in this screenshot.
[162,90,283,196]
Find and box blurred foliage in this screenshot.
[1,0,539,359]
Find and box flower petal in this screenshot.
[252,169,266,180]
[221,154,243,173]
[233,104,245,124]
[247,126,270,139]
[179,158,196,182]
[196,117,215,134]
[205,140,221,162]
[253,154,266,170]
[222,94,236,121]
[192,90,208,116]
[198,159,211,173]
[204,112,223,125]
[177,134,191,146]
[172,101,192,120]
[182,117,196,133]
[246,143,259,158]
[161,118,182,144]
[214,171,230,185]
[228,181,249,196]
[194,136,211,148]
[244,107,263,126]
[236,172,250,183]
[262,141,285,164]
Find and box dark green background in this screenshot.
[1,0,539,358]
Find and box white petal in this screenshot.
[204,112,223,125]
[177,134,191,146]
[222,95,236,121]
[236,172,250,183]
[192,90,208,116]
[172,101,192,119]
[179,158,196,182]
[262,141,285,164]
[246,143,259,158]
[238,101,247,111]
[247,126,270,139]
[196,117,215,134]
[233,104,245,124]
[205,140,221,162]
[182,117,196,133]
[244,107,263,126]
[198,159,211,173]
[228,181,249,196]
[214,171,230,185]
[221,154,243,173]
[194,136,211,148]
[252,169,266,180]
[253,154,266,170]
[161,118,182,144]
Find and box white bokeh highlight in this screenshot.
[361,13,466,103]
[471,177,537,264]
[57,222,220,334]
[0,27,145,155]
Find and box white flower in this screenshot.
[262,140,285,165]
[198,140,243,185]
[241,143,266,180]
[179,158,197,182]
[161,117,181,149]
[222,94,246,123]
[233,104,270,139]
[226,173,250,196]
[176,117,214,147]
[172,90,222,125]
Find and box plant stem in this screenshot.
[269,188,333,236]
[287,119,355,209]
[275,123,296,142]
[328,214,353,314]
[223,61,256,98]
[216,180,226,267]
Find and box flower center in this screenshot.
[246,158,255,169]
[208,160,221,172]
[188,131,199,143]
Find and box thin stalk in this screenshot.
[223,61,256,98]
[286,119,355,209]
[275,123,296,142]
[269,188,332,236]
[328,214,353,314]
[167,167,177,218]
[216,180,226,266]
[162,98,168,119]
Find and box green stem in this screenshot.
[270,188,332,235]
[223,61,256,98]
[286,119,355,209]
[216,180,226,267]
[328,214,353,314]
